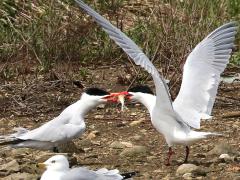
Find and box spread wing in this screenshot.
[173,22,237,129]
[75,0,173,112]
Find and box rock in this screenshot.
[78,139,92,147]
[87,130,100,139]
[94,115,104,119]
[121,142,133,148]
[219,154,234,162]
[207,142,239,156]
[132,135,142,141]
[182,173,193,179]
[97,104,106,109]
[57,141,80,153]
[2,172,38,180]
[129,119,144,126]
[176,164,198,175]
[0,159,20,173]
[120,146,148,157]
[147,156,156,161]
[109,141,133,149]
[162,174,171,180]
[110,141,125,149]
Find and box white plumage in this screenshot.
[0,88,117,150]
[75,0,237,164]
[39,155,132,180]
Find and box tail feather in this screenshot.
[0,139,26,146]
[201,132,222,137]
[96,168,122,179]
[0,127,28,146]
[121,171,137,179]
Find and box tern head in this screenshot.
[81,87,120,104]
[126,85,154,102]
[38,155,69,171]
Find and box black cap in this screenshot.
[85,87,110,96]
[128,85,154,95]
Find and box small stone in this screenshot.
[57,141,80,153]
[94,115,104,119]
[176,164,198,175]
[109,141,125,149]
[120,142,133,148]
[97,104,105,109]
[0,159,20,173]
[182,173,193,179]
[2,172,38,180]
[132,135,142,141]
[120,146,148,157]
[91,141,101,146]
[130,119,144,126]
[130,112,137,116]
[207,142,238,156]
[218,163,226,168]
[147,156,156,161]
[83,147,93,152]
[162,174,171,180]
[87,130,100,140]
[219,153,234,162]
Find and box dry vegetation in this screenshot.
[1,0,240,95]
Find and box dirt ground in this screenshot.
[0,64,240,179]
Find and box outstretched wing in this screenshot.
[173,22,237,129]
[75,0,173,112]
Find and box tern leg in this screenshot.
[165,147,174,166]
[184,146,190,163]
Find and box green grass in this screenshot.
[0,0,239,85]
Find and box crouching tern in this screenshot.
[74,0,238,165]
[0,88,120,151]
[38,155,136,180]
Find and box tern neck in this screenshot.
[63,96,101,119]
[75,98,100,116]
[136,93,156,113]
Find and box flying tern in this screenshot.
[0,88,119,151]
[38,155,136,180]
[75,0,237,165]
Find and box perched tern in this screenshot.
[75,0,237,165]
[0,88,119,151]
[38,155,136,180]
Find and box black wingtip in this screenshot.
[121,171,138,179]
[0,139,25,146]
[128,85,154,95]
[85,87,110,96]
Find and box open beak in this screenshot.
[37,163,46,170]
[102,93,122,102]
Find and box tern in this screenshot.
[75,0,237,165]
[38,155,136,180]
[0,88,119,151]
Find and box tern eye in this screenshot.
[51,160,56,163]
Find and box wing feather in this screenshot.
[75,0,173,111]
[173,22,237,129]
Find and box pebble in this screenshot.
[130,119,144,126]
[120,146,148,157]
[87,130,100,140]
[109,141,126,149]
[182,173,193,179]
[219,153,234,162]
[207,142,238,156]
[2,172,38,180]
[0,159,20,173]
[132,135,142,141]
[176,164,203,176]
